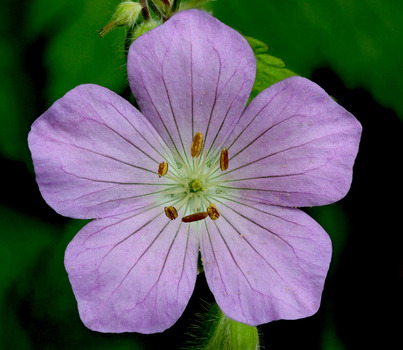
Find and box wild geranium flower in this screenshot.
[28,10,361,333]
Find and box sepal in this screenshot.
[186,303,260,350]
[98,0,143,37]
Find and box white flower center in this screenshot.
[158,132,227,223]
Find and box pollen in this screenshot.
[220,147,228,171]
[191,132,203,158]
[158,161,168,178]
[182,211,208,223]
[207,203,220,220]
[164,206,178,220]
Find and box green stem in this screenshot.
[148,0,168,21]
[172,0,181,12]
[140,0,151,20]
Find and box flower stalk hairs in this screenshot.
[28,7,361,339]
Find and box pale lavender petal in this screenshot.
[200,197,332,325]
[28,84,170,219]
[221,76,362,207]
[64,205,199,333]
[128,9,256,160]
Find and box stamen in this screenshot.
[182,211,208,223]
[161,187,186,196]
[169,146,192,178]
[194,194,199,213]
[198,193,210,207]
[203,159,220,179]
[203,181,224,189]
[191,132,203,158]
[176,193,192,210]
[158,161,168,178]
[198,150,208,177]
[207,203,220,220]
[164,206,178,220]
[165,172,187,185]
[220,148,229,171]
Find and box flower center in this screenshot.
[157,131,228,223]
[189,179,204,193]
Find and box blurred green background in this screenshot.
[0,0,401,349]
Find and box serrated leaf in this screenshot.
[245,36,296,100]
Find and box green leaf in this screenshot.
[26,0,127,104]
[1,216,145,349]
[305,204,348,274]
[245,36,296,100]
[0,41,29,162]
[0,205,59,349]
[208,0,403,121]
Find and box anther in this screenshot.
[182,211,208,223]
[207,203,220,220]
[220,147,228,171]
[158,161,168,178]
[164,206,178,220]
[191,132,203,158]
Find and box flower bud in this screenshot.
[186,303,260,349]
[229,316,260,350]
[98,1,143,37]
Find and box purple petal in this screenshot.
[127,9,256,159]
[64,205,199,333]
[222,76,362,207]
[28,84,170,219]
[200,198,332,325]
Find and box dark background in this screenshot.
[1,0,401,349]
